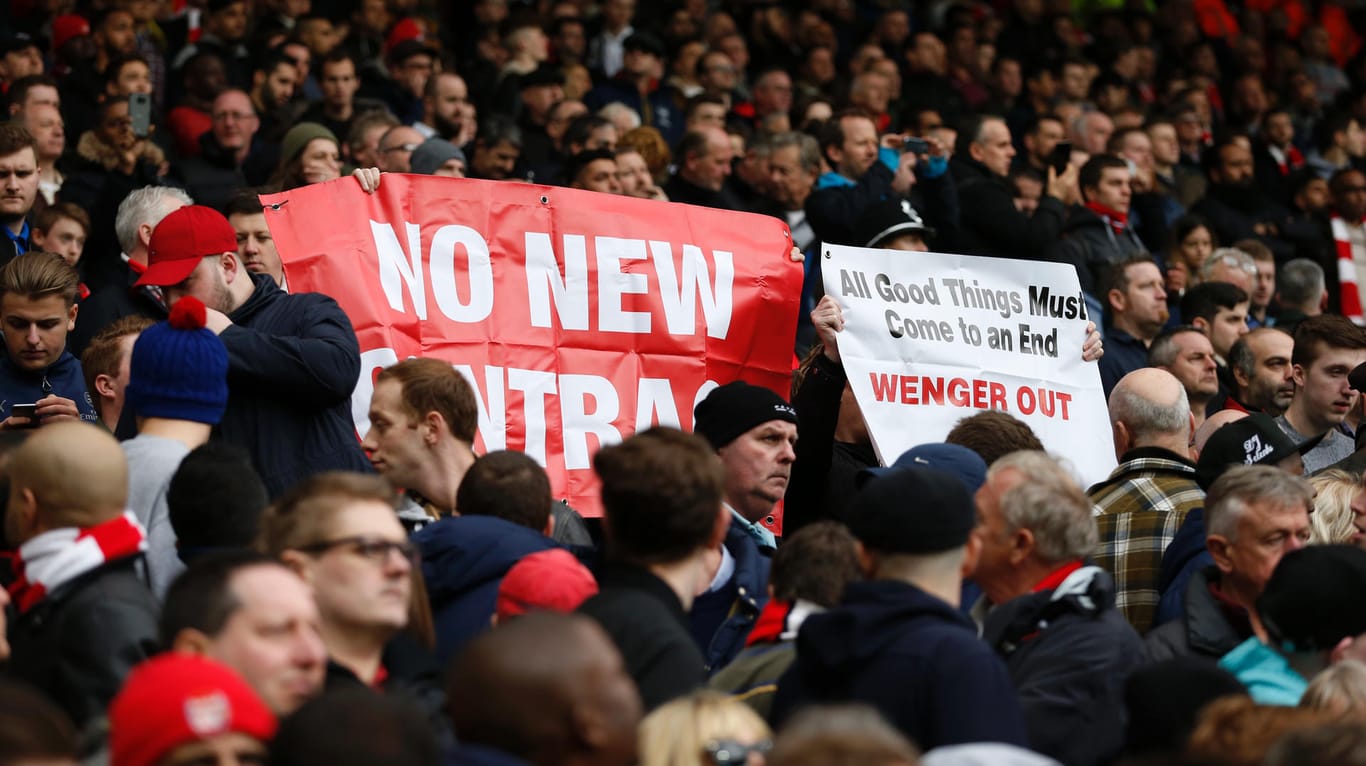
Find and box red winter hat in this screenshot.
[495,548,598,621]
[51,15,91,51]
[138,205,239,287]
[110,654,277,766]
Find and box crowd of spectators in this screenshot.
[7,0,1366,765]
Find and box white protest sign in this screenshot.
[822,244,1117,487]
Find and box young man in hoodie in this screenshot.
[771,464,1028,750]
[0,251,97,428]
[1048,154,1147,301]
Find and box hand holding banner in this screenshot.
[262,175,803,516]
[821,244,1116,486]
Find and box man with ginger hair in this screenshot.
[5,422,160,731]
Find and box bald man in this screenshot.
[1089,369,1204,633]
[446,612,642,766]
[664,126,746,210]
[5,422,160,730]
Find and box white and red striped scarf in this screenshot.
[6,511,147,614]
[1333,216,1366,326]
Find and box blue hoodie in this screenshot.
[772,579,1028,750]
[415,515,558,664]
[0,350,97,422]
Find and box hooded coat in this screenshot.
[771,579,1028,751]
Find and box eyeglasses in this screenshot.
[382,142,421,153]
[704,740,772,765]
[297,536,420,565]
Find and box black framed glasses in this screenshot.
[704,739,772,765]
[297,536,420,565]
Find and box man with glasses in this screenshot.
[258,472,420,691]
[377,124,425,173]
[174,89,263,212]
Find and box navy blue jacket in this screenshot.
[1155,506,1212,627]
[983,566,1142,766]
[0,350,97,423]
[217,273,371,496]
[415,515,558,665]
[772,580,1028,750]
[689,520,770,673]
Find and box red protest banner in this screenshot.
[261,174,801,518]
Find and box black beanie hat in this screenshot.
[845,467,976,554]
[693,381,798,449]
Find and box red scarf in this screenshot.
[1085,201,1130,237]
[745,599,792,647]
[1032,560,1085,593]
[1275,145,1305,175]
[1332,215,1366,325]
[6,512,147,614]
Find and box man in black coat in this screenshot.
[1191,136,1296,262]
[974,450,1143,766]
[5,422,159,732]
[578,427,729,711]
[952,114,1075,261]
[772,465,1029,751]
[136,204,371,497]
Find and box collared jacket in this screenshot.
[0,350,98,422]
[1048,205,1148,297]
[772,580,1028,751]
[1144,566,1253,663]
[217,273,371,497]
[6,555,159,730]
[1088,447,1205,634]
[983,566,1143,766]
[414,515,558,664]
[689,519,770,674]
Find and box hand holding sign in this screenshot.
[822,244,1116,486]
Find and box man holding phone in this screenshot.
[0,251,98,429]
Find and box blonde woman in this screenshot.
[1302,660,1366,720]
[639,691,772,766]
[1308,470,1361,545]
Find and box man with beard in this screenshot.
[136,205,371,496]
[250,49,299,144]
[1191,136,1296,262]
[416,71,476,147]
[1150,327,1220,430]
[0,124,39,266]
[1223,328,1297,416]
[1099,255,1170,397]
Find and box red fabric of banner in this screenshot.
[261,175,802,518]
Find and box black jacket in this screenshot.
[1048,206,1148,297]
[805,162,895,249]
[5,555,159,729]
[952,157,1067,261]
[218,273,372,497]
[663,175,748,212]
[772,580,1029,751]
[784,353,877,534]
[983,566,1143,766]
[1189,184,1295,262]
[68,267,168,358]
[1144,566,1251,664]
[578,563,706,711]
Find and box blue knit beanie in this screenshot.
[125,297,229,424]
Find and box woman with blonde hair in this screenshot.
[1302,660,1366,720]
[1308,470,1361,545]
[639,691,772,766]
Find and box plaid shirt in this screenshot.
[1088,448,1204,635]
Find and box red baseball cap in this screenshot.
[495,548,599,621]
[137,205,239,287]
[109,654,277,766]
